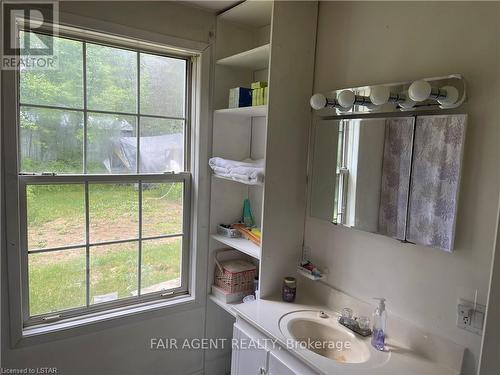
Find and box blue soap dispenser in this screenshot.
[371,298,387,351]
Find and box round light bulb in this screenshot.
[398,91,416,109]
[437,86,459,106]
[408,80,432,102]
[310,93,327,110]
[337,90,355,109]
[369,86,390,106]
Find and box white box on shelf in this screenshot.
[211,285,252,304]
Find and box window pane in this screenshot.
[27,184,85,250]
[20,107,84,173]
[87,113,137,174]
[20,32,83,108]
[87,44,137,113]
[140,53,185,117]
[142,182,183,237]
[139,118,184,173]
[90,242,138,304]
[89,183,139,243]
[141,237,182,294]
[29,248,86,316]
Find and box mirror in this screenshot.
[310,117,414,240]
[309,114,467,252]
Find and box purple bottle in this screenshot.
[371,298,387,351]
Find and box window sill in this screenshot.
[19,294,197,346]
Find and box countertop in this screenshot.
[233,297,462,375]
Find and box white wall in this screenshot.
[1,2,215,374]
[60,1,214,44]
[305,2,500,374]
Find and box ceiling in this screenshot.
[60,1,242,14]
[181,0,241,13]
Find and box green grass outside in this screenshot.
[27,184,183,316]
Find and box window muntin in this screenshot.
[18,31,191,325]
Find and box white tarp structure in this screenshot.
[103,133,183,173]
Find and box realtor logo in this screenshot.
[1,1,59,70]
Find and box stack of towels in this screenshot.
[209,157,265,184]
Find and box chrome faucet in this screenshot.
[338,307,372,337]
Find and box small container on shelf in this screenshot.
[217,224,241,238]
[251,81,268,107]
[214,252,257,293]
[211,285,250,304]
[253,276,259,299]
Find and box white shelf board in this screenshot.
[211,234,261,259]
[216,44,270,70]
[212,173,264,187]
[208,294,238,317]
[214,105,267,117]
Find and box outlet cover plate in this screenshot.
[457,299,485,335]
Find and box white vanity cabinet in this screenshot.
[267,350,318,375]
[231,322,268,375]
[231,319,318,375]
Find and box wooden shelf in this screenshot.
[216,44,270,70]
[214,105,267,117]
[211,234,261,259]
[208,294,239,317]
[212,173,264,186]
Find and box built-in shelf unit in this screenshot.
[208,1,271,313]
[204,1,318,372]
[205,3,318,370]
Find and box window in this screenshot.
[16,31,192,326]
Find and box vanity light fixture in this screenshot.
[408,80,459,106]
[310,74,465,115]
[370,86,416,109]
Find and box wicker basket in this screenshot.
[214,253,257,293]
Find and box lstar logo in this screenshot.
[1,1,59,70]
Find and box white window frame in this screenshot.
[2,17,209,343]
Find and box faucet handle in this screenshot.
[357,316,371,330]
[341,307,354,320]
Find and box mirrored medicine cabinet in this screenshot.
[309,114,467,252]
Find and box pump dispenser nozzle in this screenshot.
[374,298,386,311]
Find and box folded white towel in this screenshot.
[209,157,265,184]
[231,165,264,181]
[209,157,264,169]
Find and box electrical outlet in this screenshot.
[457,299,485,335]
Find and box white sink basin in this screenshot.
[279,310,390,368]
[286,317,370,363]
